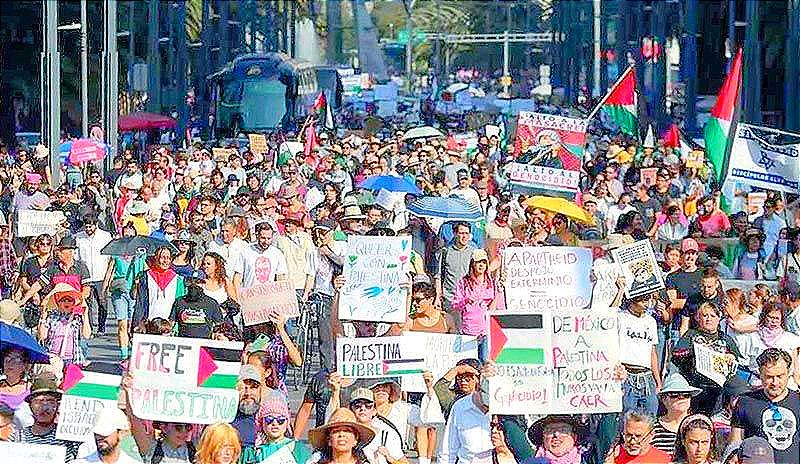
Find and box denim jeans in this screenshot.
[622,370,659,415]
[476,334,489,364]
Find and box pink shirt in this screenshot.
[697,212,731,236]
[451,276,497,336]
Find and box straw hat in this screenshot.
[527,415,588,447]
[602,233,634,250]
[0,299,22,325]
[307,408,375,450]
[43,283,84,312]
[341,205,366,221]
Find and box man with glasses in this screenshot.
[75,214,112,335]
[611,410,670,464]
[20,374,81,461]
[731,348,799,463]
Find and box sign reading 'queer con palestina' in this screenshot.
[340,235,410,323]
[502,246,593,312]
[488,309,621,414]
[337,336,425,379]
[129,334,244,424]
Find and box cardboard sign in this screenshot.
[129,334,243,424]
[640,167,658,187]
[591,260,623,309]
[340,236,410,323]
[611,239,665,298]
[0,442,66,464]
[400,333,479,392]
[248,134,268,154]
[15,209,65,237]
[694,342,736,386]
[489,309,622,414]
[240,281,300,326]
[685,151,704,169]
[212,147,235,161]
[502,246,593,312]
[337,336,425,379]
[56,365,121,442]
[747,192,768,218]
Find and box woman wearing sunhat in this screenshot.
[650,373,703,456]
[526,415,589,464]
[38,282,91,367]
[307,408,375,464]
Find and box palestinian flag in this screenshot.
[313,91,335,131]
[382,358,426,376]
[61,364,120,401]
[197,346,241,389]
[704,48,743,184]
[662,124,681,148]
[598,66,638,136]
[490,314,547,365]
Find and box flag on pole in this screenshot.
[593,66,638,136]
[704,48,743,184]
[662,124,681,148]
[313,91,335,132]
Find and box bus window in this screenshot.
[240,79,287,130]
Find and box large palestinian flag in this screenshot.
[599,66,638,136]
[704,48,743,184]
[489,314,548,365]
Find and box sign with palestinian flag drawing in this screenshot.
[508,112,588,194]
[337,336,425,379]
[489,310,622,414]
[400,333,479,392]
[129,334,244,424]
[56,365,121,441]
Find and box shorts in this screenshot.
[112,293,135,321]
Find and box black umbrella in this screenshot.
[100,236,177,256]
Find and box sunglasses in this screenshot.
[40,241,52,246]
[263,415,288,425]
[667,393,692,399]
[57,296,77,304]
[350,400,374,410]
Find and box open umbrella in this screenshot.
[523,196,596,225]
[401,126,445,141]
[358,175,421,194]
[407,196,483,222]
[0,321,50,363]
[101,236,177,257]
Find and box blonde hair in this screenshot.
[195,422,242,464]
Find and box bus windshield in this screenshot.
[238,79,287,130]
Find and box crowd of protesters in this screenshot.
[0,106,798,464]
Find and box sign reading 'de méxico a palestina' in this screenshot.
[337,336,425,379]
[239,281,300,326]
[727,123,800,194]
[610,239,665,298]
[340,235,410,323]
[400,333,478,392]
[129,334,243,424]
[502,246,593,312]
[488,309,621,414]
[56,364,121,442]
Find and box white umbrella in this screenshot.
[401,126,445,141]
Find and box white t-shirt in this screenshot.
[238,244,289,288]
[617,309,658,369]
[362,416,405,464]
[208,237,247,280]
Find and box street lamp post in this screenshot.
[44,0,61,186]
[81,0,89,138]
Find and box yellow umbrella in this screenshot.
[523,196,596,225]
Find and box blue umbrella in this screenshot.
[0,321,50,364]
[358,175,421,194]
[407,196,483,222]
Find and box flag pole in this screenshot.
[586,65,635,121]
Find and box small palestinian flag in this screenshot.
[598,66,638,136]
[61,364,120,401]
[197,346,241,389]
[490,314,547,365]
[382,358,425,376]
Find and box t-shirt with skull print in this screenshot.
[732,389,799,463]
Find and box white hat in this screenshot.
[92,405,129,436]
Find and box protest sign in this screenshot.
[212,147,235,161]
[337,336,425,379]
[502,246,593,312]
[727,123,800,193]
[0,442,66,464]
[591,260,623,309]
[747,192,768,219]
[56,364,121,442]
[685,151,705,169]
[694,343,735,386]
[248,133,268,154]
[510,112,588,194]
[400,333,479,392]
[640,167,658,187]
[15,209,65,237]
[239,281,300,326]
[129,334,243,424]
[340,235,410,323]
[611,240,665,298]
[552,309,621,413]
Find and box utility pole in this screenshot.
[404,0,417,93]
[502,3,511,95]
[176,1,187,140]
[80,0,89,137]
[744,0,761,123]
[146,0,161,112]
[683,0,698,136]
[103,0,119,169]
[592,0,601,97]
[44,0,61,186]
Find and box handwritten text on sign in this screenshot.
[129,334,243,424]
[502,246,592,312]
[400,333,478,392]
[611,240,665,298]
[0,442,66,464]
[340,236,410,323]
[337,336,424,379]
[16,209,66,237]
[248,134,268,154]
[240,281,300,326]
[56,368,121,442]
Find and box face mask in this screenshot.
[480,376,490,406]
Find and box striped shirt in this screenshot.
[650,421,678,456]
[20,425,80,462]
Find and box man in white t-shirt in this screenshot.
[71,406,140,464]
[449,169,480,207]
[617,293,661,415]
[235,220,289,290]
[208,218,248,280]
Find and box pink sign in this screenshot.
[68,139,107,164]
[239,281,300,326]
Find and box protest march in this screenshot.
[1,8,800,464]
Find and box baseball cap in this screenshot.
[239,365,262,384]
[472,249,489,262]
[92,406,130,436]
[349,387,374,404]
[738,436,774,464]
[681,238,700,253]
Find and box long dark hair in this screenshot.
[317,445,369,464]
[672,415,717,464]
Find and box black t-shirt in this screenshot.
[666,269,703,300]
[169,296,224,339]
[633,197,663,231]
[682,291,726,325]
[21,255,47,282]
[733,389,800,464]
